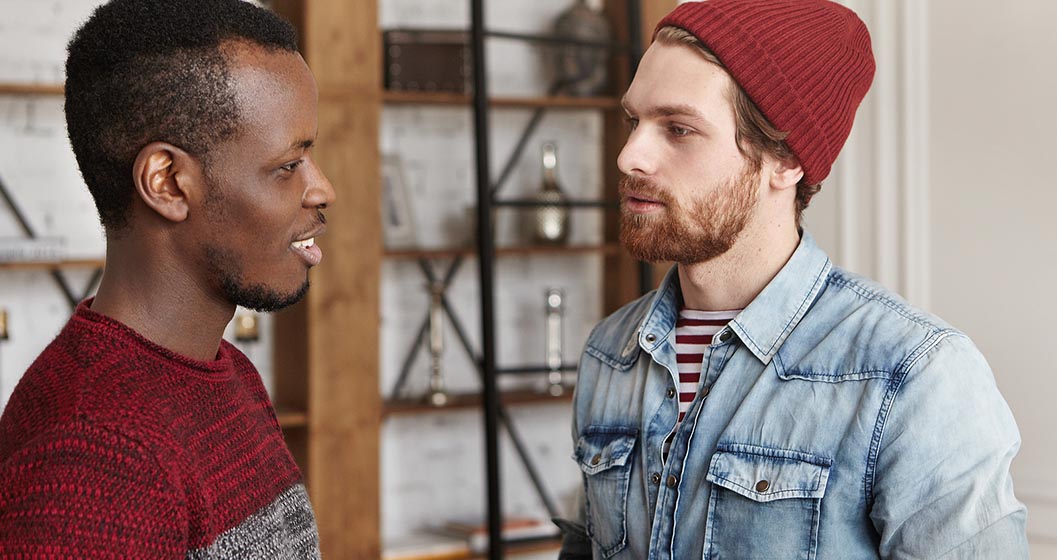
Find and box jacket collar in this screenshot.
[640,231,832,365]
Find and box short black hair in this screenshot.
[64,0,299,231]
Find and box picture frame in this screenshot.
[381,154,418,249]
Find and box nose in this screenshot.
[302,154,336,209]
[617,127,656,177]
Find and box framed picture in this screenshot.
[381,154,418,249]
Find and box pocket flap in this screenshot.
[575,426,638,476]
[706,447,830,503]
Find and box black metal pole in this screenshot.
[469,1,502,558]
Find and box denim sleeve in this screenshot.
[869,333,1028,558]
[553,488,592,560]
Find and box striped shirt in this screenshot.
[675,308,740,422]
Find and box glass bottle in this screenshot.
[531,142,570,245]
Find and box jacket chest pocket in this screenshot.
[576,426,638,559]
[703,447,831,560]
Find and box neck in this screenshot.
[91,239,235,362]
[677,219,800,311]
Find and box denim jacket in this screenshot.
[559,232,1027,560]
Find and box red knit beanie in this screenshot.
[656,0,875,185]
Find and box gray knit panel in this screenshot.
[187,483,320,559]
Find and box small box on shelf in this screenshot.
[383,30,472,94]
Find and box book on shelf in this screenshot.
[0,237,65,263]
[440,516,560,554]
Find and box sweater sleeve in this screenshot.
[0,420,189,558]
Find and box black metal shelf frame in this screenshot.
[469,2,646,558]
[0,174,102,310]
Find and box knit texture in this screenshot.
[0,300,319,559]
[657,0,875,185]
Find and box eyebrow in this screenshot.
[621,96,710,123]
[291,139,315,150]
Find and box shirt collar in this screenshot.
[639,231,832,364]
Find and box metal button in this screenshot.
[590,454,602,466]
[666,387,676,399]
[645,333,657,344]
[718,330,733,343]
[651,472,662,485]
[666,474,678,488]
[755,480,770,493]
[701,385,711,398]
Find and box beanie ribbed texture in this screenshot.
[657,0,875,185]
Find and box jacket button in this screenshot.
[666,387,676,399]
[718,330,733,343]
[755,480,770,492]
[590,454,601,466]
[645,333,657,344]
[651,472,662,485]
[701,385,711,398]
[666,475,678,488]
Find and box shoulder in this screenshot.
[777,266,971,382]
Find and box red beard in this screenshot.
[619,165,759,264]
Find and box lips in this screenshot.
[291,228,325,267]
[623,191,666,214]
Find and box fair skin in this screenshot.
[618,41,803,311]
[91,40,335,361]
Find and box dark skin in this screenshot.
[91,40,335,361]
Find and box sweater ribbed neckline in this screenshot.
[74,298,236,381]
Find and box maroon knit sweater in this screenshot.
[0,300,319,558]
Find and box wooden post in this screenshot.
[271,0,381,557]
[603,0,677,313]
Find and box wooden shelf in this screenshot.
[384,243,619,260]
[276,408,309,428]
[383,389,572,418]
[383,90,620,110]
[385,534,560,560]
[0,258,104,270]
[0,82,64,95]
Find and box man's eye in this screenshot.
[280,160,304,173]
[624,116,638,130]
[669,125,690,137]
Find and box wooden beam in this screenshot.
[272,0,382,557]
[601,0,676,313]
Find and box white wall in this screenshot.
[927,0,1057,554]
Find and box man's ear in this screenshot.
[131,142,203,223]
[769,156,804,192]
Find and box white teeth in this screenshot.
[291,237,315,249]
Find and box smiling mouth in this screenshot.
[290,235,323,267]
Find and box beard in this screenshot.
[204,245,310,313]
[619,164,760,264]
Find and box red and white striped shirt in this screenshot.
[675,308,740,422]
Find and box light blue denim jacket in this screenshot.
[562,232,1027,559]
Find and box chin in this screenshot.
[224,278,310,313]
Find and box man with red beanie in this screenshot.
[559,1,1027,558]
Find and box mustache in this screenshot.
[619,175,672,205]
[316,209,327,225]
